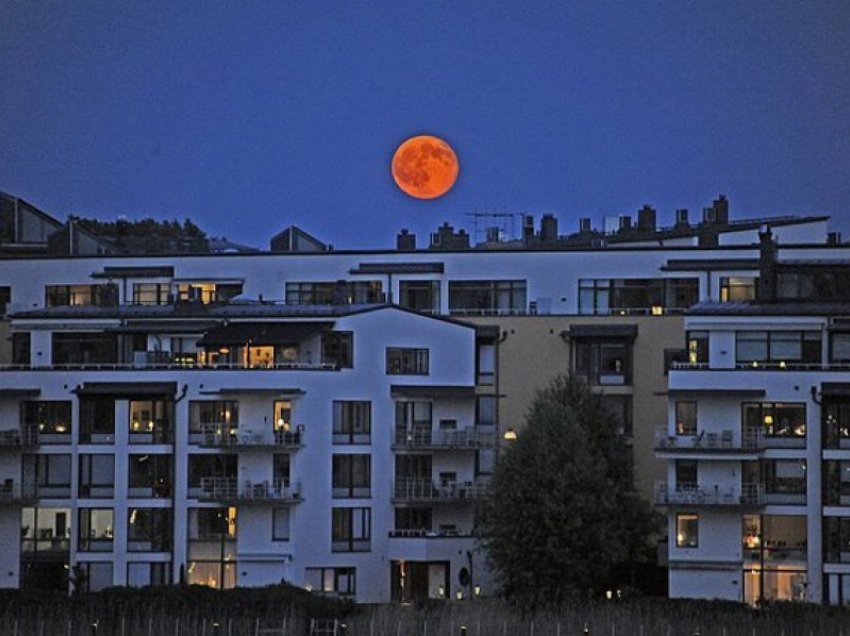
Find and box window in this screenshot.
[333,401,371,444]
[600,395,633,436]
[825,517,850,563]
[676,513,698,548]
[52,332,118,365]
[78,454,114,498]
[272,508,290,541]
[322,331,353,368]
[578,278,698,314]
[45,284,117,307]
[448,280,526,316]
[574,338,632,385]
[132,283,170,305]
[687,331,709,365]
[675,402,697,435]
[386,348,429,375]
[273,454,290,488]
[675,460,697,489]
[21,507,71,554]
[395,401,432,438]
[394,508,432,533]
[33,454,71,497]
[21,401,71,442]
[176,282,243,304]
[188,455,237,492]
[332,455,371,498]
[129,399,172,443]
[476,396,496,426]
[742,403,806,438]
[78,508,113,552]
[129,454,172,498]
[763,460,806,496]
[189,400,238,439]
[80,397,115,443]
[331,507,371,552]
[831,333,850,363]
[777,269,850,302]
[477,342,495,385]
[74,562,113,593]
[304,567,356,596]
[399,280,440,314]
[285,281,382,305]
[824,401,850,448]
[127,562,170,587]
[824,461,850,506]
[12,332,30,365]
[0,285,9,315]
[128,508,172,552]
[735,331,821,366]
[720,277,757,302]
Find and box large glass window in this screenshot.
[12,332,30,365]
[824,461,850,506]
[33,454,71,497]
[272,508,290,541]
[129,454,172,498]
[448,280,526,316]
[735,331,821,366]
[127,508,172,552]
[45,284,117,307]
[742,403,806,438]
[601,395,633,436]
[831,333,850,363]
[285,281,382,305]
[824,401,850,448]
[321,331,353,368]
[189,400,238,441]
[332,401,371,444]
[331,507,371,552]
[78,454,114,498]
[78,508,113,552]
[132,283,170,305]
[825,517,850,563]
[574,338,631,385]
[386,348,429,375]
[720,277,757,302]
[578,278,698,314]
[304,567,356,596]
[52,332,118,365]
[332,455,371,498]
[21,507,71,554]
[129,399,172,443]
[80,397,115,444]
[399,281,440,314]
[176,282,243,304]
[763,460,806,498]
[675,460,697,489]
[21,401,71,443]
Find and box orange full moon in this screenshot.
[391,135,459,200]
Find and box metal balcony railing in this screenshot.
[198,425,303,449]
[654,481,765,507]
[198,477,302,504]
[392,479,489,502]
[655,426,765,452]
[392,428,496,450]
[0,425,39,449]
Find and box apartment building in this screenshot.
[660,232,850,605]
[0,191,844,602]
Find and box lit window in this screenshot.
[676,513,698,548]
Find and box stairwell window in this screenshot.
[386,348,429,375]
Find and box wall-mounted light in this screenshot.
[503,428,517,441]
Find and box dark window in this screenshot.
[0,285,10,315]
[80,397,115,443]
[675,460,697,489]
[763,460,806,495]
[12,332,30,365]
[128,508,172,551]
[399,281,440,313]
[331,507,371,552]
[45,284,117,307]
[573,338,632,385]
[825,517,850,563]
[394,507,432,533]
[304,567,356,596]
[52,332,118,365]
[448,280,526,316]
[132,283,170,305]
[824,461,850,506]
[322,331,353,368]
[386,348,429,375]
[332,455,371,498]
[579,278,698,314]
[285,281,382,305]
[79,454,114,498]
[831,333,850,363]
[32,454,71,497]
[333,401,371,444]
[824,401,850,448]
[189,401,238,436]
[687,331,709,365]
[129,454,172,498]
[188,455,237,490]
[600,395,633,436]
[735,331,821,366]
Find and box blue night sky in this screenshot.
[1,1,849,249]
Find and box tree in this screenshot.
[482,375,659,604]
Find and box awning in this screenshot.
[110,320,222,334]
[390,385,476,399]
[0,388,41,398]
[665,388,766,398]
[197,322,333,347]
[76,382,178,397]
[565,324,638,340]
[476,325,501,339]
[92,266,175,279]
[350,262,444,274]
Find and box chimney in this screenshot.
[619,215,632,231]
[396,229,416,251]
[579,217,592,233]
[675,209,689,228]
[702,207,717,224]
[637,205,656,232]
[523,215,534,243]
[713,195,729,225]
[540,214,558,244]
[486,226,501,243]
[828,232,842,245]
[758,228,778,302]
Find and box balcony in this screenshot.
[655,427,764,453]
[654,481,765,507]
[392,428,496,451]
[197,425,303,450]
[388,528,477,539]
[0,479,38,505]
[198,477,302,504]
[0,360,338,372]
[0,425,39,450]
[392,479,489,503]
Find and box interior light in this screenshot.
[764,415,774,425]
[455,590,464,600]
[503,428,518,441]
[651,305,664,316]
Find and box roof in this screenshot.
[662,258,759,272]
[349,262,444,274]
[196,321,333,346]
[666,388,766,398]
